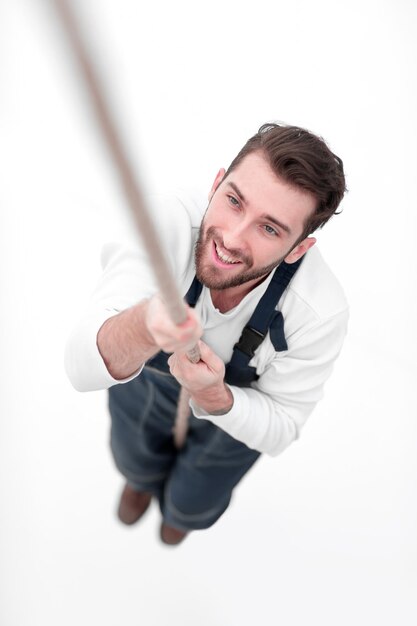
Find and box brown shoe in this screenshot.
[160,522,188,546]
[117,484,152,525]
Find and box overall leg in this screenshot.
[109,368,181,499]
[160,416,261,532]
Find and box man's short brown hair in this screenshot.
[225,123,347,238]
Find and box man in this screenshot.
[65,123,349,546]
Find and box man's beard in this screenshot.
[194,224,285,290]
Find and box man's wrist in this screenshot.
[97,300,159,380]
[136,299,158,352]
[191,383,234,416]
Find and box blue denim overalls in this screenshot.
[108,259,302,531]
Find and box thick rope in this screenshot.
[52,0,199,446]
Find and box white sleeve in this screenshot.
[64,309,144,392]
[190,309,349,457]
[64,193,196,392]
[64,242,153,391]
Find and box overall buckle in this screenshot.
[234,327,265,358]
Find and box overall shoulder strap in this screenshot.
[225,257,303,386]
[234,257,303,354]
[181,258,303,387]
[184,275,204,307]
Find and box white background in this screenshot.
[1,0,416,624]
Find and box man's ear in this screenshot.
[285,237,316,264]
[208,168,226,201]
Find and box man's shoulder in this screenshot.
[147,188,207,230]
[99,189,206,293]
[283,246,348,322]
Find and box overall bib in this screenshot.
[108,259,302,531]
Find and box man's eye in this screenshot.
[264,225,278,236]
[228,195,239,207]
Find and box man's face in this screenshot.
[195,151,317,291]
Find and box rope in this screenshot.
[52,0,199,446]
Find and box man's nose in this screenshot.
[222,223,249,253]
[223,231,248,254]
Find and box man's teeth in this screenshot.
[215,242,240,264]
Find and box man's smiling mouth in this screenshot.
[214,241,242,265]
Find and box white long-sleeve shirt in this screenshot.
[65,190,349,457]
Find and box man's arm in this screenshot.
[97,296,202,380]
[96,301,158,380]
[66,290,202,391]
[65,192,200,392]
[169,309,349,457]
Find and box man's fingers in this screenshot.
[146,294,202,352]
[168,340,226,396]
[194,340,223,370]
[176,309,202,341]
[171,340,223,372]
